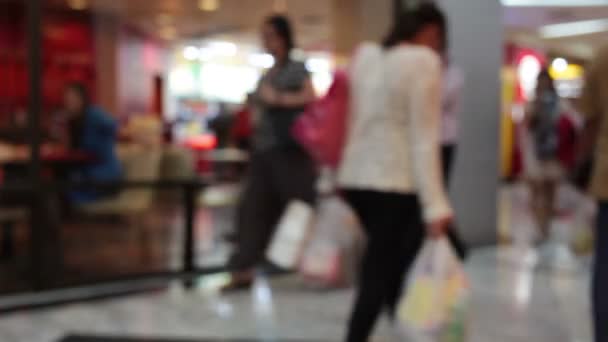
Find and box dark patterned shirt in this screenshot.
[254,59,309,150]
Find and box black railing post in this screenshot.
[26,0,43,290]
[27,2,41,181]
[182,184,196,288]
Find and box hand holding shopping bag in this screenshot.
[398,237,470,342]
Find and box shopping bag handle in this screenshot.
[420,237,457,276]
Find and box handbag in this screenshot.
[292,70,350,169]
[299,196,365,288]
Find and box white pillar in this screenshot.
[333,0,502,245]
[440,0,503,245]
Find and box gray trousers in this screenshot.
[228,146,316,271]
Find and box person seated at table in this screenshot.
[62,82,122,204]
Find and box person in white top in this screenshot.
[337,4,453,341]
[441,51,468,261]
[441,62,464,182]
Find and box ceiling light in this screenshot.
[518,54,542,101]
[199,0,219,11]
[208,41,237,56]
[248,53,275,69]
[539,18,608,38]
[552,58,568,73]
[67,0,88,10]
[502,0,608,6]
[198,47,214,61]
[183,46,200,61]
[306,57,331,73]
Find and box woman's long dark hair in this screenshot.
[536,68,557,95]
[265,14,295,53]
[530,68,558,129]
[383,2,447,50]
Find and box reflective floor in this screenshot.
[0,245,592,342]
[0,182,595,341]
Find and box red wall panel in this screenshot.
[0,5,96,118]
[117,26,166,118]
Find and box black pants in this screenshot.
[441,144,456,185]
[343,190,424,342]
[228,147,316,271]
[441,144,467,260]
[594,201,608,342]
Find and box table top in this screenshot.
[0,144,94,166]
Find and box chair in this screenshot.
[78,144,162,263]
[157,145,196,203]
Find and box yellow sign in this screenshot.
[549,64,584,80]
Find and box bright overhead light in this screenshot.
[539,18,608,38]
[249,53,275,69]
[183,46,200,61]
[518,54,542,101]
[306,58,331,73]
[208,41,237,56]
[291,49,306,61]
[198,47,216,61]
[199,0,219,11]
[502,0,608,6]
[67,0,88,10]
[552,58,568,73]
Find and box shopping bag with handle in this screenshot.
[299,196,365,288]
[398,237,470,342]
[266,200,314,270]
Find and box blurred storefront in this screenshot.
[0,0,397,304]
[500,43,588,180]
[165,40,334,150]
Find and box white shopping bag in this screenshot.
[398,237,470,342]
[299,196,365,288]
[571,194,597,256]
[266,200,314,269]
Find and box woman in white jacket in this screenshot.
[338,4,453,341]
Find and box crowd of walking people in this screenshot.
[215,2,608,341]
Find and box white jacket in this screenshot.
[442,64,465,145]
[338,43,453,223]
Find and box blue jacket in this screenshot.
[71,106,122,203]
